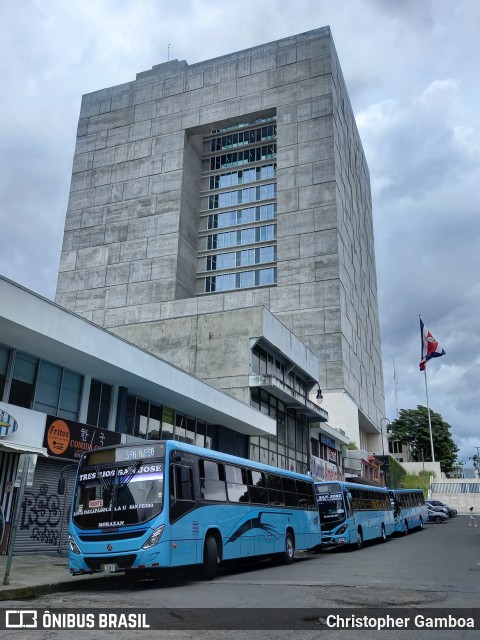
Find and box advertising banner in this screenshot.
[43,416,121,461]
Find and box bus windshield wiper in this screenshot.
[115,460,143,489]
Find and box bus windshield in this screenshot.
[72,461,164,529]
[315,481,346,530]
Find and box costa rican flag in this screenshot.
[419,319,446,371]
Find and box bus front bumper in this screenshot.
[320,536,348,547]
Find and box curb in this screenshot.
[0,575,120,602]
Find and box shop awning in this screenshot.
[0,441,48,456]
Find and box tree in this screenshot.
[389,405,459,474]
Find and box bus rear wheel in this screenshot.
[418,516,424,530]
[202,536,219,580]
[283,532,295,565]
[380,524,387,542]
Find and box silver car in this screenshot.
[427,508,448,523]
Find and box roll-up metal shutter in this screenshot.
[14,457,76,554]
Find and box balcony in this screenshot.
[249,373,328,422]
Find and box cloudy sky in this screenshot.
[1,0,479,466]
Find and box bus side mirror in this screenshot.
[58,477,66,495]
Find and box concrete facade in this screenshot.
[55,27,386,457]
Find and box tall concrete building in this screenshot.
[55,27,386,477]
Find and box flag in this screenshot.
[419,318,446,371]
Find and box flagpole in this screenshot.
[419,314,445,465]
[423,363,436,463]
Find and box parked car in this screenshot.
[426,500,457,517]
[425,502,449,516]
[427,508,448,523]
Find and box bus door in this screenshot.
[388,490,401,525]
[169,460,197,565]
[344,491,355,539]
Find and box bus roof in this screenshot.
[80,439,315,482]
[315,480,390,492]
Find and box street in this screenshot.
[1,515,479,639]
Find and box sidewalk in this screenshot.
[0,553,111,601]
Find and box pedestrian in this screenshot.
[468,506,477,527]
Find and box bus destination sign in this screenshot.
[115,443,165,462]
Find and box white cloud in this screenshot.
[1,0,479,464]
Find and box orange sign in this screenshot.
[47,420,71,455]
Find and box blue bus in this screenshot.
[61,440,321,579]
[388,489,428,534]
[315,481,395,549]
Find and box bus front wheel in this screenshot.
[403,520,409,535]
[356,529,363,549]
[202,536,219,580]
[350,528,363,550]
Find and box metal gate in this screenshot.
[13,457,76,554]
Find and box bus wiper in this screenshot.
[115,460,143,489]
[94,466,115,492]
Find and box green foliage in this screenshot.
[346,442,358,450]
[400,471,435,497]
[389,406,459,474]
[386,456,406,488]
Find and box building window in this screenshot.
[209,164,276,190]
[205,267,276,293]
[389,440,403,454]
[0,345,11,401]
[250,387,306,473]
[6,351,83,420]
[8,353,38,409]
[208,145,277,170]
[125,395,163,439]
[57,369,83,420]
[33,361,83,420]
[207,203,277,230]
[199,116,277,295]
[87,379,113,428]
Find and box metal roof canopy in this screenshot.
[0,277,275,438]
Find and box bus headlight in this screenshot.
[68,534,81,555]
[336,524,348,535]
[142,525,165,549]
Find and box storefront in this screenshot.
[0,402,122,555]
[0,402,47,554]
[14,416,122,554]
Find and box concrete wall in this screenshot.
[113,305,319,405]
[55,27,385,437]
[430,479,480,515]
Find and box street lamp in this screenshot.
[380,418,390,457]
[305,382,323,476]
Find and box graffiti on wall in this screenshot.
[20,483,65,547]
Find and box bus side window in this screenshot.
[169,464,196,524]
[296,480,314,509]
[199,459,227,502]
[248,470,268,505]
[170,465,194,502]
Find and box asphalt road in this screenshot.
[1,515,479,639]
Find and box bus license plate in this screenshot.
[101,563,118,573]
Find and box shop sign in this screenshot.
[43,416,121,461]
[0,409,18,437]
[327,446,337,463]
[320,434,336,449]
[310,455,342,482]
